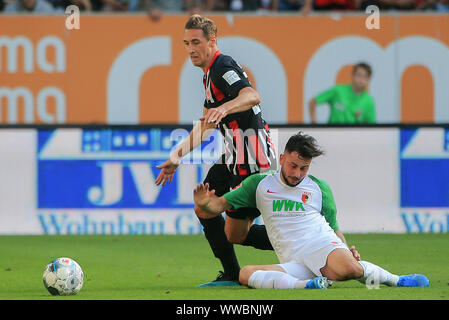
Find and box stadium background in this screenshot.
[0,13,448,237]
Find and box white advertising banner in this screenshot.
[0,126,447,235]
[276,128,401,233]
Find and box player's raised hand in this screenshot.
[193,183,216,209]
[350,245,361,261]
[155,159,179,186]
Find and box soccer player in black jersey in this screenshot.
[155,14,276,286]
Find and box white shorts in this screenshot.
[278,237,349,278]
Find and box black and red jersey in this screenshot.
[202,50,276,176]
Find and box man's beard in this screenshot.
[280,168,302,187]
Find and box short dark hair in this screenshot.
[185,14,217,41]
[353,62,372,77]
[284,132,324,159]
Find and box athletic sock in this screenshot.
[357,261,400,287]
[248,270,310,289]
[241,224,274,251]
[198,215,240,280]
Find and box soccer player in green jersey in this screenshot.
[193,132,430,289]
[309,63,376,124]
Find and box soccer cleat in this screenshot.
[304,277,329,289]
[397,274,430,287]
[197,271,241,287]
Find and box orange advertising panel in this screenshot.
[0,14,448,124]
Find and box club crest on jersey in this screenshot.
[301,192,312,204]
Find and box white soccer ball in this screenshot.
[43,257,84,296]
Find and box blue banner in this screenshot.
[400,128,449,208]
[37,128,221,209]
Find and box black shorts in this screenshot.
[203,163,261,220]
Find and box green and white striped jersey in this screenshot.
[224,171,339,264]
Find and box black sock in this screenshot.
[198,215,240,279]
[241,224,274,250]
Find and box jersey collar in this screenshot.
[204,50,221,74]
[276,171,308,188]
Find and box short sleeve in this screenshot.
[315,86,337,104]
[211,59,252,97]
[309,175,339,231]
[224,173,266,209]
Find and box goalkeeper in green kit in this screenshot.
[309,63,376,124]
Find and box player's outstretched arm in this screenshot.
[194,183,232,216]
[155,108,216,186]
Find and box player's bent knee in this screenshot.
[323,248,364,281]
[346,262,364,279]
[225,230,247,244]
[336,262,364,280]
[224,217,251,244]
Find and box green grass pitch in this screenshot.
[0,233,448,300]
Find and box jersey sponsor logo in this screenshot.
[301,191,312,204]
[272,199,305,212]
[222,70,241,86]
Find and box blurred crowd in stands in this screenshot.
[1,0,448,16]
